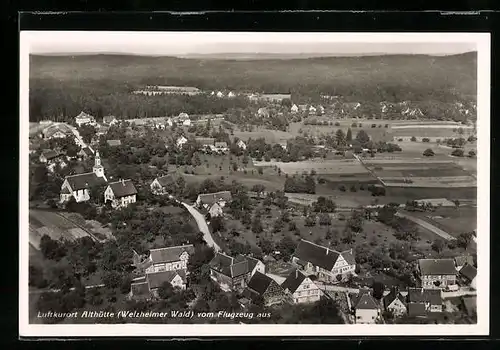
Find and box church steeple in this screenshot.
[93,150,106,180]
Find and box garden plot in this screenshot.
[256,159,369,175]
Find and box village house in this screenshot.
[104,179,138,209]
[129,270,187,300]
[458,263,477,289]
[407,288,443,317]
[195,190,232,210]
[291,239,356,283]
[383,287,407,317]
[133,244,195,274]
[454,255,475,272]
[77,146,94,160]
[195,137,215,152]
[317,105,325,115]
[41,123,74,140]
[60,151,107,203]
[227,91,236,98]
[236,139,247,150]
[290,104,299,113]
[351,290,381,324]
[75,111,97,127]
[150,174,177,196]
[176,136,188,149]
[216,91,224,98]
[308,105,317,115]
[208,202,224,218]
[281,269,322,304]
[209,253,265,292]
[214,141,229,153]
[39,149,64,164]
[257,107,270,118]
[106,139,122,147]
[243,271,289,306]
[259,93,292,103]
[102,115,119,126]
[298,104,308,112]
[418,259,457,289]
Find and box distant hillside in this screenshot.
[30,52,477,102]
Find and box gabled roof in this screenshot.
[43,123,73,138]
[146,270,186,290]
[281,269,307,294]
[418,259,457,276]
[383,288,407,309]
[459,264,477,282]
[408,303,427,317]
[407,288,442,305]
[454,255,474,267]
[42,149,64,160]
[80,147,94,156]
[65,172,107,191]
[197,191,232,206]
[215,141,228,148]
[107,139,122,147]
[247,271,274,295]
[209,252,250,278]
[108,179,137,198]
[195,137,215,145]
[246,256,263,273]
[462,296,476,316]
[149,244,194,265]
[155,174,176,187]
[76,111,94,120]
[292,239,355,271]
[103,115,117,123]
[352,291,379,310]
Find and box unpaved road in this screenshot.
[182,202,221,252]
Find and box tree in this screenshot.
[372,281,385,299]
[251,216,263,233]
[423,148,435,157]
[29,264,48,288]
[410,136,417,142]
[39,235,65,261]
[319,213,332,226]
[346,128,353,142]
[431,239,445,253]
[335,129,346,147]
[210,216,225,233]
[355,130,370,146]
[259,239,274,255]
[251,184,266,197]
[305,214,317,227]
[451,149,464,157]
[102,270,122,289]
[158,281,176,299]
[457,232,473,249]
[468,150,476,157]
[347,210,364,233]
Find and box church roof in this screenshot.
[65,172,107,191]
[108,179,138,198]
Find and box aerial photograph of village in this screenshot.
[26,33,480,327]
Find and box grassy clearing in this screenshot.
[232,128,295,143]
[256,159,369,175]
[409,207,477,236]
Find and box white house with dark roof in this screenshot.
[176,136,188,149]
[418,259,457,289]
[383,287,407,317]
[106,139,122,147]
[454,255,475,272]
[60,151,107,203]
[150,174,177,195]
[196,190,232,210]
[214,141,228,153]
[41,123,74,140]
[290,104,299,113]
[104,179,138,209]
[236,139,247,150]
[208,203,224,218]
[102,115,119,126]
[351,290,381,324]
[75,111,97,127]
[291,239,356,283]
[209,252,265,292]
[136,244,195,274]
[281,269,322,304]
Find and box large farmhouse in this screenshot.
[196,191,232,210]
[242,272,289,307]
[291,239,356,283]
[133,245,195,275]
[75,111,97,127]
[104,179,138,209]
[209,252,265,292]
[281,269,322,304]
[418,259,457,289]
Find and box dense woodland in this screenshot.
[29,53,477,123]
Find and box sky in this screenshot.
[25,31,478,56]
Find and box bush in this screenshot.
[451,149,464,157]
[468,150,476,157]
[410,136,417,142]
[398,138,403,142]
[371,124,376,128]
[339,185,346,192]
[334,122,340,126]
[423,148,435,157]
[385,124,389,128]
[422,138,430,142]
[350,185,357,192]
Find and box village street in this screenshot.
[182,202,221,252]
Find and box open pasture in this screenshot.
[232,127,295,144]
[255,158,369,175]
[29,209,91,242]
[409,207,477,236]
[382,176,476,188]
[181,172,286,192]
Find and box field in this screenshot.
[407,207,477,237]
[254,158,369,176]
[232,127,295,144]
[29,209,112,247]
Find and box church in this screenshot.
[59,151,108,203]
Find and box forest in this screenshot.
[29,53,477,122]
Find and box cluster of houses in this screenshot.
[129,244,195,299]
[59,151,138,209]
[133,85,202,96]
[173,135,239,155]
[290,104,326,115]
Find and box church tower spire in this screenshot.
[93,150,106,180]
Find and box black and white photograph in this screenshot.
[19,31,490,337]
